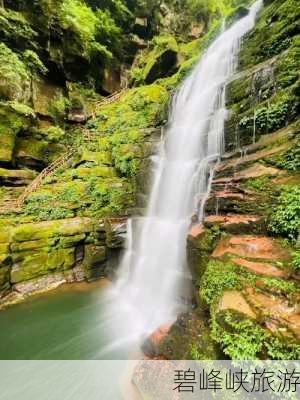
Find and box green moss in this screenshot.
[0,43,30,101]
[0,266,10,291]
[0,101,32,163]
[212,311,266,359]
[239,0,300,69]
[10,247,75,283]
[0,7,37,49]
[238,91,298,138]
[269,185,300,241]
[199,260,240,306]
[267,139,300,171]
[212,310,300,360]
[83,244,107,280]
[292,250,300,273]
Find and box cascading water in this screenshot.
[103,0,263,355]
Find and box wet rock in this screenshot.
[67,111,87,123]
[232,258,288,278]
[151,311,220,360]
[218,290,256,319]
[214,163,283,183]
[142,322,174,358]
[213,235,291,261]
[245,288,300,338]
[204,214,264,234]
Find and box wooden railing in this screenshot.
[11,148,76,209]
[95,90,126,108]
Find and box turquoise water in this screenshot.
[0,280,131,360]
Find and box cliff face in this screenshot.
[0,0,299,360]
[0,0,243,305]
[157,0,299,360]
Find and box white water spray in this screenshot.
[104,1,262,353]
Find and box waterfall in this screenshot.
[104,0,263,354]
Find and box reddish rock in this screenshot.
[142,322,174,358]
[232,258,288,278]
[213,235,291,261]
[205,214,263,233]
[218,290,256,319]
[216,145,290,176]
[149,322,173,347]
[245,288,300,338]
[188,224,204,239]
[214,164,282,184]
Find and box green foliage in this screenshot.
[199,260,240,306]
[212,311,266,359]
[58,0,123,60]
[240,0,300,68]
[212,311,300,360]
[41,126,65,143]
[0,7,37,48]
[91,84,169,177]
[0,43,29,101]
[24,193,75,221]
[270,140,300,171]
[49,96,70,123]
[269,185,300,241]
[260,276,298,295]
[23,50,48,75]
[239,94,296,136]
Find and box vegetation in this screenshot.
[269,186,300,241]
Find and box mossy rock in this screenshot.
[11,247,75,283]
[0,43,30,102]
[75,167,116,179]
[153,311,220,360]
[11,238,57,252]
[11,217,99,242]
[15,137,65,168]
[58,233,86,248]
[79,150,112,166]
[0,101,32,163]
[0,167,37,185]
[83,244,107,280]
[32,78,65,118]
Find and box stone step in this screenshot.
[218,290,256,319]
[245,288,300,338]
[232,258,288,278]
[212,235,291,262]
[204,214,263,234]
[213,163,283,183]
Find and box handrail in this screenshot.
[16,148,77,208]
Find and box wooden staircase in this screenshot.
[0,91,126,214]
[0,148,77,213]
[16,148,77,208]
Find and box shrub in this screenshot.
[269,185,300,241]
